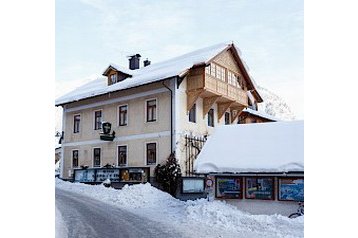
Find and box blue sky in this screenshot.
[56,0,303,118]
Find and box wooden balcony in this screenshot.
[186,67,248,123]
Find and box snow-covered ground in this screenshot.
[56,179,303,238]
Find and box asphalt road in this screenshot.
[55,188,188,238]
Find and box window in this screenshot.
[146,143,157,165]
[118,145,127,166]
[245,177,274,200]
[208,108,214,127]
[216,177,243,199]
[93,148,101,167]
[94,110,102,130]
[73,115,80,133]
[110,74,117,84]
[72,150,79,168]
[225,112,230,125]
[146,99,157,122]
[118,105,128,126]
[216,65,225,81]
[228,71,238,86]
[210,64,216,77]
[189,104,196,123]
[278,178,304,201]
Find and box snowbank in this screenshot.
[56,179,303,238]
[194,121,304,173]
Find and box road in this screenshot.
[56,188,188,238]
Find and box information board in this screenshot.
[182,178,204,193]
[279,178,304,201]
[246,177,274,200]
[95,169,120,182]
[216,177,242,199]
[74,169,96,182]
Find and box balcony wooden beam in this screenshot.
[230,106,245,123]
[187,90,203,114]
[203,96,220,118]
[217,101,234,122]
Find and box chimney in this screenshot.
[143,58,151,67]
[128,54,141,70]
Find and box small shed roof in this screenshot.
[194,121,304,173]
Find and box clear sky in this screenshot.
[56,0,303,119]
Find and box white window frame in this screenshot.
[117,104,129,127]
[117,144,128,167]
[145,141,158,166]
[92,147,102,168]
[93,109,103,130]
[71,149,79,168]
[144,98,158,123]
[73,113,81,134]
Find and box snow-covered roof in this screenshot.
[194,121,304,173]
[242,108,280,122]
[56,42,259,106]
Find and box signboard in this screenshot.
[279,178,304,201]
[246,177,274,200]
[120,168,149,183]
[74,169,96,182]
[216,177,242,199]
[182,178,205,194]
[95,169,120,182]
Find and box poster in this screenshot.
[182,178,204,193]
[74,169,96,182]
[216,177,242,199]
[279,178,304,201]
[120,168,149,182]
[95,169,120,182]
[246,177,274,200]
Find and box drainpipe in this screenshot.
[162,80,174,154]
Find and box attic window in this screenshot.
[110,74,117,84]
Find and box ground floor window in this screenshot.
[93,148,101,167]
[278,178,304,201]
[72,150,79,168]
[120,168,149,183]
[216,177,242,199]
[146,142,157,165]
[245,177,274,200]
[118,145,127,166]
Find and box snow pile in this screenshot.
[186,200,303,237]
[257,86,296,121]
[56,179,303,238]
[56,179,180,209]
[194,121,304,173]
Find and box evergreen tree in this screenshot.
[154,153,181,196]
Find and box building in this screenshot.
[55,42,265,183]
[194,121,304,216]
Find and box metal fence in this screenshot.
[184,134,207,176]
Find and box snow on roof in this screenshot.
[242,108,280,122]
[56,41,253,106]
[194,121,304,173]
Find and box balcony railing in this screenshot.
[187,73,248,106]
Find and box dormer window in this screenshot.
[110,74,117,84]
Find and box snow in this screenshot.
[257,86,296,121]
[56,179,303,238]
[55,206,68,238]
[194,121,304,173]
[243,107,280,122]
[56,42,259,106]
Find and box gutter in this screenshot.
[161,79,174,154]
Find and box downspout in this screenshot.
[162,80,173,154]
